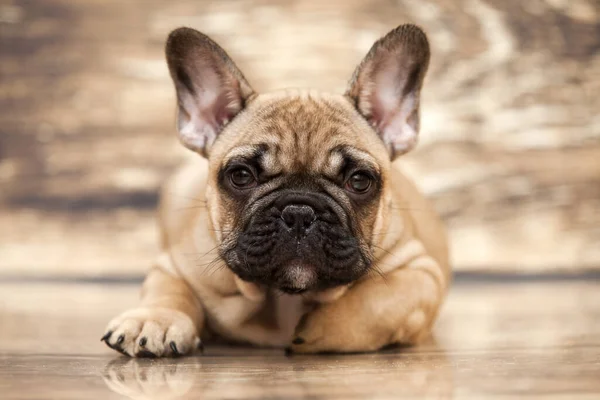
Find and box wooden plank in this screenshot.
[0,0,598,275]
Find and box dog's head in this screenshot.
[165,25,430,294]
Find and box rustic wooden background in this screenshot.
[1,0,598,277]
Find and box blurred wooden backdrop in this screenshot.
[0,0,599,277]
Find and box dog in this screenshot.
[102,24,450,357]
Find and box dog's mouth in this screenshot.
[224,249,368,295]
[221,222,370,293]
[279,286,308,295]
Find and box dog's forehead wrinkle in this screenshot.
[245,95,364,175]
[223,144,265,165]
[217,89,385,180]
[324,151,345,177]
[338,146,381,174]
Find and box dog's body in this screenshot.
[103,26,450,357]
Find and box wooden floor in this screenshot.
[0,278,599,399]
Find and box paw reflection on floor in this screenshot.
[100,343,454,400]
[102,357,201,399]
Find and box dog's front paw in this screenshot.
[288,295,431,354]
[286,305,381,354]
[102,307,201,358]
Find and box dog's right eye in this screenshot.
[229,167,256,189]
[346,172,373,194]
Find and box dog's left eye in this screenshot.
[346,172,372,194]
[229,167,256,189]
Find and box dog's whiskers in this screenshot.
[175,205,208,211]
[165,191,207,203]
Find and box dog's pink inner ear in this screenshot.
[166,28,254,157]
[347,24,430,159]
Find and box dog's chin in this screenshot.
[275,260,318,294]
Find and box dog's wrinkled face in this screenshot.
[211,94,388,293]
[165,25,430,293]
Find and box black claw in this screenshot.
[197,341,204,353]
[292,337,305,345]
[103,335,129,356]
[139,337,147,347]
[284,347,294,356]
[170,341,181,357]
[101,331,113,342]
[136,350,156,358]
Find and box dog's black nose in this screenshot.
[281,204,316,234]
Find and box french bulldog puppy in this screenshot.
[102,24,450,357]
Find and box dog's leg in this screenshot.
[102,258,204,358]
[290,253,447,353]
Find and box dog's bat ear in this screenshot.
[165,27,255,157]
[346,24,430,159]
